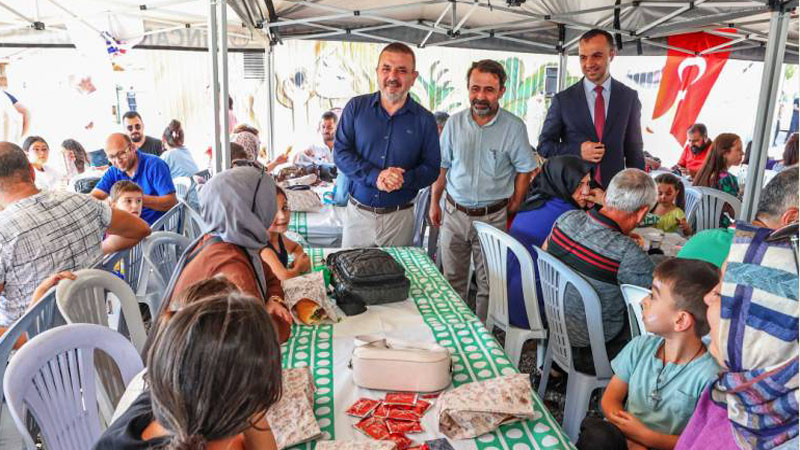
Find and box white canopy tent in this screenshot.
[0,0,797,218]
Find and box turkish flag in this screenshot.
[652,30,733,146]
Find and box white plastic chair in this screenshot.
[620,284,651,338]
[3,323,142,450]
[151,203,183,234]
[691,186,741,232]
[474,222,547,368]
[0,289,64,443]
[56,269,147,424]
[534,246,613,442]
[179,199,205,240]
[173,176,192,201]
[141,231,191,314]
[413,187,431,248]
[684,186,701,223]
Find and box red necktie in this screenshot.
[594,85,605,185]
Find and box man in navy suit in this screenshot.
[538,29,644,189]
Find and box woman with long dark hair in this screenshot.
[693,133,744,197]
[693,133,744,227]
[94,293,283,449]
[61,138,89,177]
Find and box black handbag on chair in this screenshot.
[326,249,410,316]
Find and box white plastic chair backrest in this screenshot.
[0,289,63,426]
[173,176,192,201]
[55,269,147,353]
[180,199,205,240]
[474,222,544,332]
[3,323,143,450]
[142,231,191,300]
[151,203,183,234]
[620,284,651,337]
[684,187,701,222]
[56,269,147,425]
[692,186,741,232]
[534,247,613,379]
[412,187,431,248]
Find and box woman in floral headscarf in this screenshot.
[676,221,798,450]
[231,124,288,171]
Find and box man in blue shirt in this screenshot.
[429,60,537,321]
[91,133,177,225]
[334,42,440,247]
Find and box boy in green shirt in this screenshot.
[576,258,721,450]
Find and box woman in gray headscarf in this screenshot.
[163,166,292,342]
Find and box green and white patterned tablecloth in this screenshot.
[281,247,573,450]
[289,207,345,248]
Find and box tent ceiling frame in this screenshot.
[279,0,557,51]
[0,1,37,24]
[420,3,452,47]
[0,0,208,35]
[636,0,708,35]
[260,0,790,58]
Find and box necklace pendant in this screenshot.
[650,390,661,408]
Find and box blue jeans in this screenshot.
[332,172,351,207]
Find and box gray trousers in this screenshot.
[342,201,415,248]
[439,200,507,321]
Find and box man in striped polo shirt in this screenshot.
[545,168,656,373]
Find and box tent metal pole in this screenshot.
[208,0,222,174]
[0,1,35,23]
[636,0,705,36]
[219,0,231,171]
[699,35,749,55]
[453,1,479,35]
[642,6,767,37]
[419,3,451,47]
[557,51,568,92]
[266,47,276,159]
[742,6,790,221]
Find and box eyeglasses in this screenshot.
[126,124,142,131]
[107,147,131,162]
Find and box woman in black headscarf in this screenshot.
[506,155,596,329]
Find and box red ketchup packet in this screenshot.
[373,403,391,419]
[413,400,431,416]
[347,398,381,418]
[385,392,418,406]
[386,419,424,434]
[383,433,413,450]
[387,408,420,422]
[355,416,390,440]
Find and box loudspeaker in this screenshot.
[545,66,558,95]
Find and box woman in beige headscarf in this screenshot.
[231,124,287,171]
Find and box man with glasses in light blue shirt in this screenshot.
[429,59,537,321]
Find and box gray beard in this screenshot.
[472,105,497,117]
[381,89,406,103]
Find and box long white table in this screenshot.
[290,206,346,248]
[282,247,574,450]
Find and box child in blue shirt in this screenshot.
[577,258,721,450]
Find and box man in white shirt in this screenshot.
[293,111,337,166]
[0,141,150,330]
